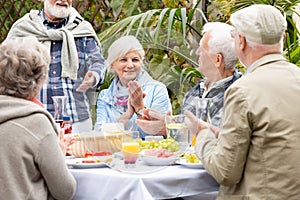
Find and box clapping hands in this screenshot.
[128,81,146,112]
[118,80,146,121]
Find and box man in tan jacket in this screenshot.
[186,4,300,200]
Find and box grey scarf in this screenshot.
[6,7,100,80]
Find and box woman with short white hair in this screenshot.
[94,35,171,139]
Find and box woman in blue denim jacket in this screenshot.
[94,35,171,139]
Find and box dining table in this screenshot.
[67,155,219,200]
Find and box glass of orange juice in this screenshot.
[122,131,140,168]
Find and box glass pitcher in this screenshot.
[52,96,67,126]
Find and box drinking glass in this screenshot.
[122,131,140,168]
[52,96,67,126]
[194,97,212,123]
[165,115,189,152]
[102,119,133,134]
[191,97,212,146]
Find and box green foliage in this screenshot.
[0,0,42,42]
[4,0,299,116]
[98,1,207,113]
[285,31,300,66]
[97,0,300,114]
[160,65,202,113]
[210,0,300,67]
[98,70,116,92]
[139,0,165,9]
[110,0,124,11]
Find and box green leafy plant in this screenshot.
[98,1,208,113]
[212,0,300,67]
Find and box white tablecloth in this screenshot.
[69,160,219,200]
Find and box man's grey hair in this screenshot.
[202,22,238,69]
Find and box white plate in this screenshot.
[65,158,108,169]
[176,159,203,169]
[140,155,177,166]
[92,155,113,162]
[65,155,76,159]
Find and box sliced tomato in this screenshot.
[94,151,112,156]
[84,151,95,158]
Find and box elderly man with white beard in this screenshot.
[7,0,106,133]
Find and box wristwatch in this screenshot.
[135,106,147,117]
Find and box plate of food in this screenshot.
[176,159,203,169]
[65,158,110,169]
[176,153,203,169]
[66,151,113,169]
[83,151,113,162]
[140,149,179,166]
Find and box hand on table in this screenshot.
[76,71,96,92]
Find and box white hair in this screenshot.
[202,22,238,69]
[245,35,284,53]
[106,35,145,70]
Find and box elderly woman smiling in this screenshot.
[94,35,171,139]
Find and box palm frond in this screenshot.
[99,6,207,46]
